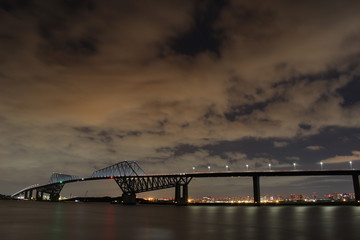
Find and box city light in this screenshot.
[186,192,358,204]
[208,166,211,171]
[226,165,229,171]
[246,164,249,171]
[192,167,195,172]
[293,163,296,170]
[320,161,323,170]
[350,161,353,170]
[268,163,272,170]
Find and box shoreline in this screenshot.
[3,197,359,206]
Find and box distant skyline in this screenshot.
[1,0,360,198]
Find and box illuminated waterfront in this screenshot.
[144,192,357,204]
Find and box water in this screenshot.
[1,201,360,240]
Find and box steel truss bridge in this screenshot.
[11,161,360,205]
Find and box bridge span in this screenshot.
[12,161,360,205]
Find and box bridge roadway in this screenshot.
[13,168,360,205]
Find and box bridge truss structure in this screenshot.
[11,161,192,204]
[91,161,145,178]
[115,175,192,204]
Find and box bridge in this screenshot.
[11,161,360,205]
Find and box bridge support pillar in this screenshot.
[36,190,43,201]
[175,182,188,205]
[122,192,136,205]
[50,193,60,202]
[253,176,260,206]
[29,190,33,200]
[24,191,29,200]
[352,174,360,203]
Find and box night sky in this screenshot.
[1,0,360,198]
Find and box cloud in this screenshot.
[2,0,360,194]
[286,156,300,162]
[273,141,288,148]
[322,151,360,164]
[306,146,325,151]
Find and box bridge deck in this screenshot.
[17,169,360,190]
[181,169,360,177]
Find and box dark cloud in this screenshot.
[97,130,112,143]
[60,0,95,13]
[225,97,285,121]
[38,34,98,61]
[337,77,360,107]
[169,0,227,57]
[74,127,94,133]
[171,144,201,157]
[216,1,278,43]
[298,124,312,131]
[126,131,142,137]
[35,4,99,65]
[0,0,33,12]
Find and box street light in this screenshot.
[246,164,249,171]
[293,162,296,170]
[268,163,272,170]
[208,165,211,171]
[350,161,353,170]
[192,167,195,172]
[320,161,323,170]
[226,165,229,171]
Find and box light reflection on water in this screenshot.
[50,203,63,240]
[103,205,115,240]
[1,201,360,240]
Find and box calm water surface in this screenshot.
[1,201,360,240]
